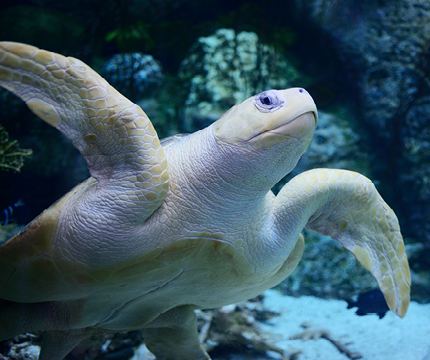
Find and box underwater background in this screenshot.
[0,0,429,359]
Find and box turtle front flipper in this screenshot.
[0,42,169,224]
[272,168,411,318]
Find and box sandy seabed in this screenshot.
[260,289,430,360]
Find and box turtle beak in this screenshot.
[311,109,318,127]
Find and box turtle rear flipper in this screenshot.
[142,306,210,360]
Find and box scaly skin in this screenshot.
[0,42,410,360]
[0,42,169,227]
[273,169,411,317]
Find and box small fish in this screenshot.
[345,289,389,319]
[0,199,25,225]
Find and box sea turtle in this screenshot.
[0,42,410,360]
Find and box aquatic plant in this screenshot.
[105,21,153,51]
[0,125,32,172]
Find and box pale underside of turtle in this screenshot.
[0,42,410,360]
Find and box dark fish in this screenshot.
[345,289,389,319]
[0,199,25,225]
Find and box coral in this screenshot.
[0,125,32,173]
[198,298,300,360]
[290,322,363,360]
[102,52,163,101]
[179,28,301,131]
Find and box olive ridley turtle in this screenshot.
[0,42,410,360]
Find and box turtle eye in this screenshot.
[254,90,284,112]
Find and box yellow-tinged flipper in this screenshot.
[274,168,410,317]
[0,41,169,224]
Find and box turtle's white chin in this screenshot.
[249,111,317,150]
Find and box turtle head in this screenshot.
[213,88,317,151]
[212,88,317,188]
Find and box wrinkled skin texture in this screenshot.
[0,43,410,360]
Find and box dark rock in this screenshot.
[277,229,376,300]
[290,0,430,262]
